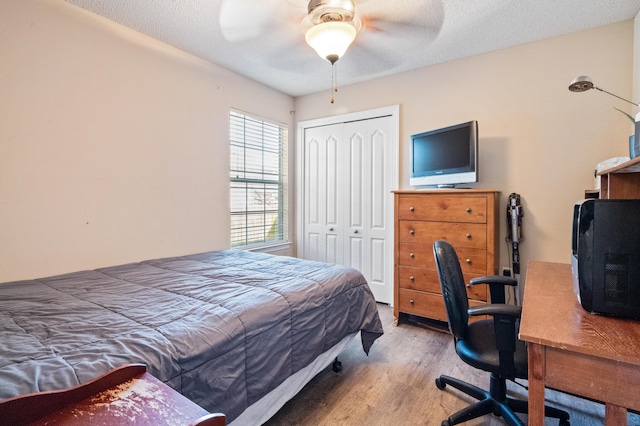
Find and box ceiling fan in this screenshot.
[219,0,444,101]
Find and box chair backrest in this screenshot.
[433,240,469,340]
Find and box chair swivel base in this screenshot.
[435,374,570,426]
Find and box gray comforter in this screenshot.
[0,250,383,422]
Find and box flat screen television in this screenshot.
[409,120,478,188]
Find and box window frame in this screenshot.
[229,110,288,250]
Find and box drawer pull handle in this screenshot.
[466,233,471,239]
[466,284,472,289]
[354,230,359,234]
[466,258,472,264]
[409,229,415,235]
[409,276,415,281]
[329,228,334,231]
[410,253,415,258]
[410,299,415,304]
[466,208,472,213]
[409,207,415,212]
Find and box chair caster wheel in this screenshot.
[332,359,342,372]
[441,420,451,426]
[559,420,570,426]
[435,377,446,390]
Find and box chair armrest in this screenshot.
[469,275,517,287]
[469,276,518,304]
[467,304,521,318]
[469,304,522,363]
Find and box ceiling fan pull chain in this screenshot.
[330,62,336,103]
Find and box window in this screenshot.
[229,111,288,248]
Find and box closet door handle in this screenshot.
[329,227,334,231]
[354,230,359,234]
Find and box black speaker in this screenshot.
[572,199,640,319]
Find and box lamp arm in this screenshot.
[593,86,639,107]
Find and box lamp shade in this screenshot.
[305,21,356,64]
[568,76,594,92]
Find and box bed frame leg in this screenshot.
[332,357,342,372]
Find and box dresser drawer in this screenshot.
[397,195,487,223]
[398,266,441,293]
[456,249,489,276]
[398,266,487,300]
[398,221,487,249]
[398,288,448,321]
[398,288,486,322]
[397,243,434,268]
[398,243,487,275]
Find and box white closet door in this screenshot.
[300,110,396,304]
[343,117,394,304]
[302,124,344,264]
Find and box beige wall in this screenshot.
[2,0,637,288]
[294,21,636,286]
[0,0,295,282]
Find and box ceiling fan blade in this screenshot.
[265,43,321,74]
[357,0,444,47]
[245,19,313,68]
[219,0,284,42]
[341,42,398,76]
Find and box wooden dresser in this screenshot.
[393,189,499,325]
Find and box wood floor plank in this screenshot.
[263,304,639,426]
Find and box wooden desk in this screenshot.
[0,364,225,426]
[519,261,640,425]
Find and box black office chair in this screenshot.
[432,240,570,426]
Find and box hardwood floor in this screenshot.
[264,303,639,426]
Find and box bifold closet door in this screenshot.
[302,123,345,264]
[301,115,394,304]
[342,117,393,304]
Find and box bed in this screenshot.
[0,249,383,424]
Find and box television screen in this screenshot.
[410,120,478,187]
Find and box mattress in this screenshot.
[0,250,383,422]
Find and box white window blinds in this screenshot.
[229,111,288,248]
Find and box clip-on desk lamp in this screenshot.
[568,76,639,107]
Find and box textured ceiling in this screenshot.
[65,0,640,97]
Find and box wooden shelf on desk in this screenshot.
[598,155,640,174]
[597,156,640,199]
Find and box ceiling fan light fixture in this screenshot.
[305,21,357,63]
